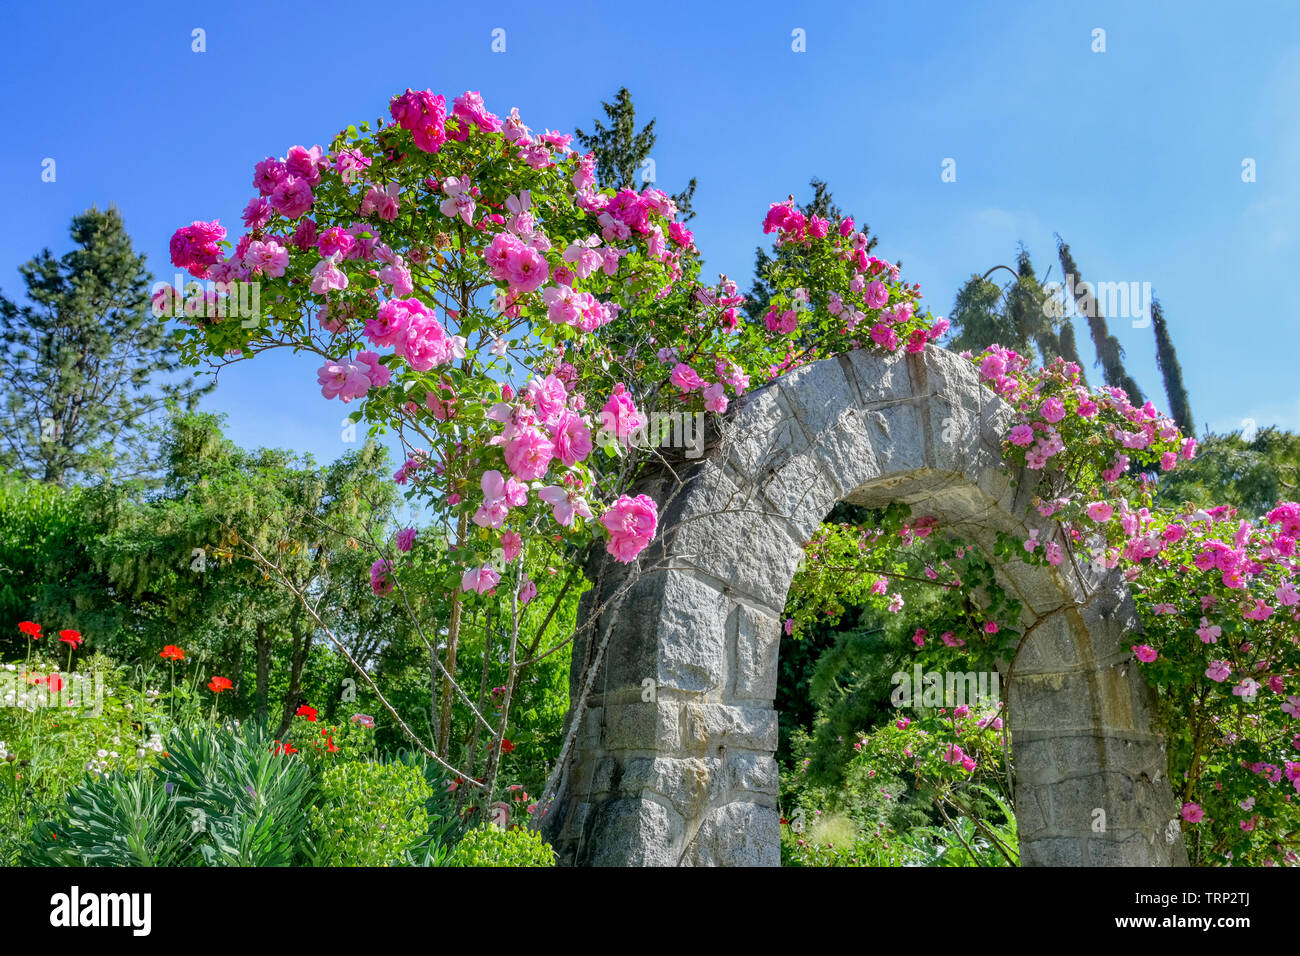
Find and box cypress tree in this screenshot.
[1055,236,1145,403]
[1056,319,1088,385]
[1150,297,1195,434]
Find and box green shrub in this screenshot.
[308,760,431,866]
[448,824,555,867]
[23,771,192,866]
[23,720,314,867]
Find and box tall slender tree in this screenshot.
[0,206,209,486]
[575,87,698,220]
[1056,315,1088,384]
[1005,247,1061,365]
[1055,235,1145,403]
[1150,297,1194,435]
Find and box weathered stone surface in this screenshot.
[585,796,683,867]
[728,752,779,796]
[682,702,778,753]
[653,571,729,695]
[546,346,1185,867]
[732,603,780,702]
[600,700,680,752]
[680,802,781,867]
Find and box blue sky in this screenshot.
[3,0,1298,477]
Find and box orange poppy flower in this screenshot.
[160,645,185,661]
[207,676,233,694]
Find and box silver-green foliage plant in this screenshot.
[24,721,314,866]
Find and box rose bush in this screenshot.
[166,88,940,815]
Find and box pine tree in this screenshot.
[575,87,698,220]
[1150,297,1194,434]
[0,206,210,486]
[1055,236,1145,403]
[745,178,875,323]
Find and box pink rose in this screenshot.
[600,384,643,440]
[504,427,554,481]
[461,565,500,594]
[1086,502,1114,523]
[600,494,658,563]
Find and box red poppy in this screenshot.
[207,676,233,694]
[295,704,318,721]
[18,621,41,638]
[270,740,297,755]
[58,630,82,648]
[159,645,185,661]
[499,738,515,754]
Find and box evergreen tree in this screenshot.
[1156,427,1298,518]
[1150,297,1195,435]
[1006,247,1059,365]
[575,87,698,220]
[0,206,209,487]
[1055,235,1144,403]
[1056,316,1088,385]
[946,272,1025,356]
[745,178,876,323]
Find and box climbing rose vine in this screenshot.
[165,89,1298,860]
[165,88,941,805]
[786,347,1300,865]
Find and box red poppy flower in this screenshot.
[499,738,515,754]
[207,676,233,694]
[58,630,82,648]
[295,704,318,721]
[159,645,185,661]
[18,621,41,638]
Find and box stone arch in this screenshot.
[541,345,1187,867]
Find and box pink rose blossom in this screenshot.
[600,494,658,563]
